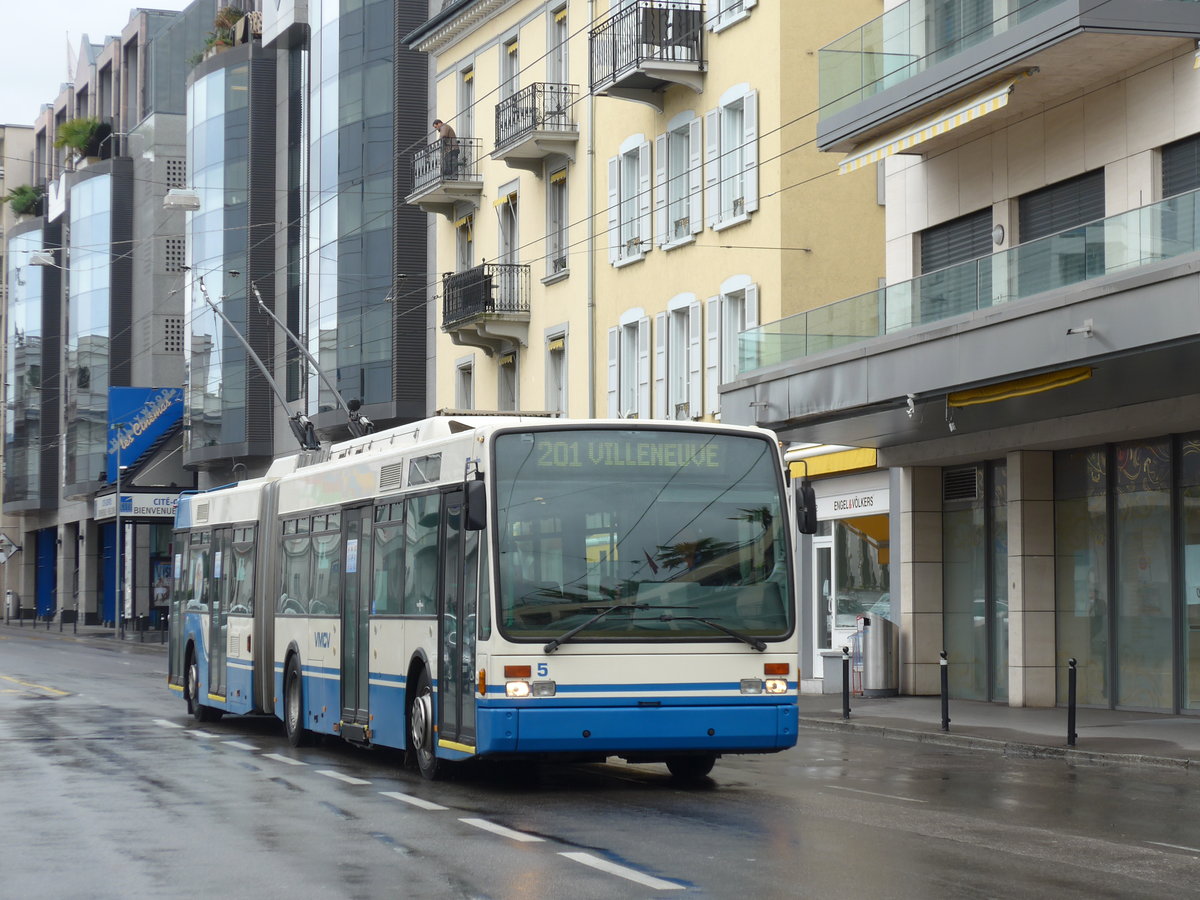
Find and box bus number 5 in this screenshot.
[537,663,549,677]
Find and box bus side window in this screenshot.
[404,494,439,615]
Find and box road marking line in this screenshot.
[153,719,184,729]
[459,818,543,843]
[1147,841,1200,854]
[222,740,258,751]
[187,730,218,738]
[826,785,928,803]
[262,753,307,766]
[0,674,69,696]
[380,791,448,811]
[559,852,684,890]
[316,769,371,785]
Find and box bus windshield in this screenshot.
[493,428,792,643]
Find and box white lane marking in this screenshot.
[222,740,258,751]
[187,730,218,739]
[559,852,684,891]
[1147,841,1200,854]
[459,818,544,843]
[380,791,448,811]
[262,753,308,767]
[316,769,372,785]
[153,719,184,729]
[825,785,928,803]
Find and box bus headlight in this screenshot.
[506,681,531,698]
[531,681,557,697]
[740,678,764,694]
[764,678,788,694]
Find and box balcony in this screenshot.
[405,136,484,217]
[739,186,1200,374]
[442,262,531,355]
[492,83,580,173]
[590,0,704,111]
[818,0,1200,156]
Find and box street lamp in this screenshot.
[112,423,127,640]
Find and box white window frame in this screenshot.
[705,276,759,415]
[546,166,569,280]
[705,84,758,232]
[455,355,475,410]
[545,326,568,415]
[655,111,703,250]
[607,134,652,266]
[709,0,756,34]
[654,293,701,420]
[607,308,651,418]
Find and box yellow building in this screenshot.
[404,0,884,419]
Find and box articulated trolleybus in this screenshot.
[168,416,803,779]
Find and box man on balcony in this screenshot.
[433,119,460,179]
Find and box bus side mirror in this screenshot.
[796,480,818,535]
[464,478,487,531]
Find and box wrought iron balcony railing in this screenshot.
[442,263,531,329]
[495,83,578,150]
[410,136,483,195]
[590,0,704,93]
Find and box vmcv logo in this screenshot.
[314,632,331,649]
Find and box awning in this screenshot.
[838,74,1027,175]
[947,365,1092,408]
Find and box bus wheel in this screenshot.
[409,670,444,780]
[186,650,221,723]
[665,755,716,781]
[284,657,308,747]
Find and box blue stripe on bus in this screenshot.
[484,681,798,694]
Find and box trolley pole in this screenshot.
[939,650,950,732]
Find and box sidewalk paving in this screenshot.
[799,692,1200,772]
[5,620,1198,771]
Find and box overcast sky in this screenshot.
[1,1,192,127]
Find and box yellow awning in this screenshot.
[555,8,568,22]
[947,366,1092,408]
[462,69,474,82]
[788,447,877,479]
[454,214,473,229]
[547,336,565,351]
[499,352,516,367]
[838,75,1025,175]
[507,41,519,54]
[493,191,518,208]
[550,168,568,184]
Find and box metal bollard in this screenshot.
[939,650,950,732]
[1067,657,1078,746]
[842,646,851,720]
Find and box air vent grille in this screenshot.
[380,462,404,492]
[943,467,980,503]
[196,502,210,524]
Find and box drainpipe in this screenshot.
[586,0,597,418]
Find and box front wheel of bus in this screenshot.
[409,670,444,780]
[284,657,308,748]
[665,754,716,781]
[186,649,221,723]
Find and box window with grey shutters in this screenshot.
[1162,133,1200,199]
[917,207,993,322]
[1018,170,1104,243]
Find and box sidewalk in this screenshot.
[0,618,167,652]
[799,692,1200,772]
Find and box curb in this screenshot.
[798,717,1196,773]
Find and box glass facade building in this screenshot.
[5,229,47,505]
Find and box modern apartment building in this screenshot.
[403,0,884,419]
[725,0,1200,713]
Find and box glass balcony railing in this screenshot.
[738,187,1200,375]
[818,0,1066,118]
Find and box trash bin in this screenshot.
[860,615,898,697]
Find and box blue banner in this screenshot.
[107,387,184,483]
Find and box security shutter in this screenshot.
[920,207,992,274]
[1018,169,1104,243]
[1162,133,1200,199]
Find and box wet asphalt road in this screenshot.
[2,630,1200,899]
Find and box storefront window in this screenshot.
[944,468,986,700]
[991,465,1009,703]
[1055,448,1109,706]
[1182,435,1200,710]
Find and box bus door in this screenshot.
[339,503,372,740]
[438,488,476,751]
[209,526,231,699]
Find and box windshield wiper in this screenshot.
[649,615,767,652]
[543,602,647,653]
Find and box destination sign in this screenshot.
[531,437,723,470]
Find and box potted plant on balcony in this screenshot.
[4,184,44,219]
[201,6,245,60]
[53,117,113,164]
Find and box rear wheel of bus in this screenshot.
[284,656,308,747]
[665,754,716,781]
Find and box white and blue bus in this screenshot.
[167,416,804,779]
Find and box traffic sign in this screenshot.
[0,533,21,564]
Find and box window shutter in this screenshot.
[742,283,759,377]
[607,326,619,416]
[688,115,704,235]
[920,207,992,273]
[687,300,702,418]
[742,89,759,214]
[1018,169,1105,243]
[1163,133,1200,199]
[637,140,652,251]
[637,316,651,418]
[655,133,668,247]
[654,312,667,419]
[704,108,720,229]
[607,156,620,264]
[705,296,720,415]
